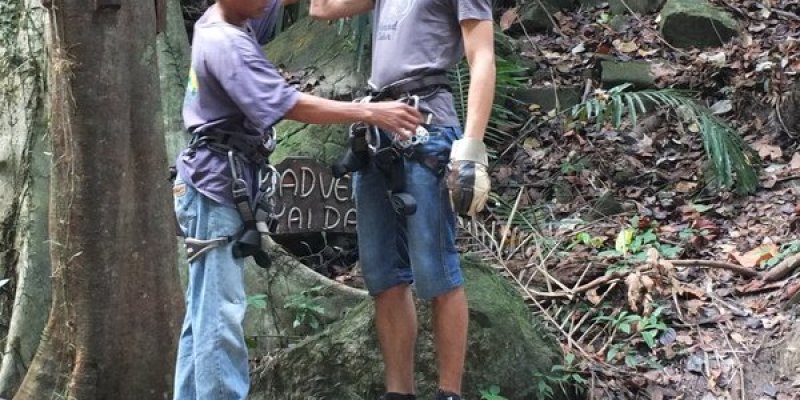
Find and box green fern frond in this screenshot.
[570,85,759,194]
[449,56,527,151]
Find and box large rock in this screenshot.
[580,0,665,14]
[264,15,369,100]
[271,120,350,166]
[600,60,656,89]
[659,0,739,49]
[513,0,578,32]
[249,258,568,400]
[514,85,583,112]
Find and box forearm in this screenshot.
[463,56,495,141]
[285,93,370,125]
[308,0,372,20]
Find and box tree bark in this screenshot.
[0,0,51,395]
[13,1,183,398]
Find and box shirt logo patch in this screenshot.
[377,0,415,41]
[185,67,199,101]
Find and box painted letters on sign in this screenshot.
[273,158,357,234]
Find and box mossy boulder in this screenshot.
[600,60,656,89]
[659,0,739,49]
[513,0,577,32]
[264,15,369,100]
[271,120,350,165]
[249,258,568,400]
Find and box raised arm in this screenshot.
[460,19,496,141]
[307,0,374,20]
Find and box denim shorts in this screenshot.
[353,125,463,300]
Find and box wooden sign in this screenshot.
[273,157,357,235]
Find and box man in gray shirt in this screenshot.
[306,1,496,399]
[173,1,420,399]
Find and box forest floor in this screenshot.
[452,1,800,398]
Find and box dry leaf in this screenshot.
[730,332,745,344]
[586,288,602,305]
[499,7,518,31]
[732,244,779,268]
[677,334,694,345]
[686,299,705,316]
[755,142,782,160]
[790,152,800,170]
[612,39,639,53]
[675,181,698,193]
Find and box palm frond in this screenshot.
[570,85,759,194]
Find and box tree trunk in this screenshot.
[0,0,51,395]
[13,1,182,398]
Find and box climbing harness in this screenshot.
[332,71,452,216]
[175,123,280,269]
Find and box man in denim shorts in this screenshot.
[172,0,421,398]
[307,1,495,399]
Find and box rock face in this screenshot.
[264,16,370,101]
[660,0,739,49]
[514,0,578,32]
[580,0,665,15]
[600,60,656,89]
[249,258,569,400]
[514,85,583,112]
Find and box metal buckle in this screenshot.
[394,95,429,149]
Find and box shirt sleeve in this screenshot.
[211,35,299,132]
[249,0,283,45]
[454,0,493,22]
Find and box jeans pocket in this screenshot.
[173,180,197,236]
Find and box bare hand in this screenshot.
[363,101,421,140]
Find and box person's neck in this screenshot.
[214,3,248,27]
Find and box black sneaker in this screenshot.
[380,393,416,400]
[435,390,462,400]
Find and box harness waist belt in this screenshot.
[370,72,451,102]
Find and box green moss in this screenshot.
[250,258,568,400]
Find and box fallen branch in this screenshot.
[666,259,761,278]
[763,253,800,282]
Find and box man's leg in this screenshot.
[404,126,468,396]
[354,161,417,396]
[432,287,468,393]
[375,284,418,393]
[173,180,249,400]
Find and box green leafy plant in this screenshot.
[764,240,800,269]
[284,285,326,331]
[598,216,683,261]
[596,306,670,367]
[560,156,590,175]
[479,385,508,400]
[247,294,268,309]
[571,84,759,194]
[533,353,587,399]
[569,232,606,249]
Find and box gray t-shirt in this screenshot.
[370,0,493,126]
[178,3,298,207]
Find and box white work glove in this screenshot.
[446,137,491,217]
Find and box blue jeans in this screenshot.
[353,125,463,300]
[172,178,249,400]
